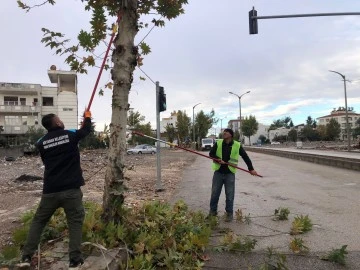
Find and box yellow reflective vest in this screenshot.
[212,139,241,173]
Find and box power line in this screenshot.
[137,16,163,45]
[137,66,156,85]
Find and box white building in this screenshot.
[268,127,290,142]
[159,111,178,133]
[243,123,270,145]
[0,67,78,145]
[228,117,240,132]
[317,107,360,140]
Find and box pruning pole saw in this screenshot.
[132,131,263,178]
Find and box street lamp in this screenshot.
[220,116,227,134]
[229,90,251,142]
[329,70,351,151]
[192,103,201,143]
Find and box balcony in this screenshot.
[0,103,41,114]
[1,125,32,135]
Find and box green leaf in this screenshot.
[139,42,151,55]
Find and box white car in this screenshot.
[127,144,157,155]
[271,141,281,145]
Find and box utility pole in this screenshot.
[329,70,351,151]
[192,103,201,143]
[155,81,164,191]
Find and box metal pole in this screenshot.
[192,103,201,143]
[344,78,351,151]
[229,91,250,142]
[155,81,163,191]
[329,70,351,152]
[239,97,242,142]
[192,107,195,143]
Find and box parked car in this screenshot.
[127,144,156,155]
[271,141,281,145]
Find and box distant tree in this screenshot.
[234,130,240,141]
[306,116,317,128]
[258,134,267,144]
[352,126,360,140]
[79,120,106,149]
[274,135,287,143]
[176,110,191,143]
[288,129,298,142]
[25,126,46,145]
[241,115,259,145]
[194,110,217,141]
[269,116,293,130]
[131,122,153,145]
[326,118,341,141]
[164,123,176,144]
[316,125,328,141]
[300,126,314,141]
[289,120,294,128]
[127,111,153,145]
[127,110,145,128]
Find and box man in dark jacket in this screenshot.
[19,112,92,269]
[209,128,258,222]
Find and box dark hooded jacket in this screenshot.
[36,118,91,194]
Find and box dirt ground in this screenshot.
[0,148,196,250]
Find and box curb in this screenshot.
[246,147,360,171]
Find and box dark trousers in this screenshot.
[209,171,235,215]
[22,188,85,261]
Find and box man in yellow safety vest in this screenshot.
[209,128,258,222]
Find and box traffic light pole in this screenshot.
[249,6,360,34]
[155,81,164,191]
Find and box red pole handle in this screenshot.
[132,131,263,178]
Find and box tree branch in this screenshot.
[17,0,56,13]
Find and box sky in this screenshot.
[1,0,360,132]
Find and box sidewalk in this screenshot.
[172,152,360,269]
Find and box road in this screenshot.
[173,150,360,269]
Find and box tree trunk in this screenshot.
[102,0,138,222]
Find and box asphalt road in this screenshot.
[173,150,360,269]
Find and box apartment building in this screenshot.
[0,67,78,145]
[317,107,360,140]
[160,111,178,133]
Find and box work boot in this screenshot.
[224,212,233,222]
[69,258,84,270]
[17,255,32,268]
[206,211,217,219]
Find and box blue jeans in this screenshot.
[209,171,235,215]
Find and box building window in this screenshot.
[33,98,38,106]
[20,98,26,106]
[22,116,28,125]
[5,116,20,125]
[4,96,18,106]
[63,108,73,111]
[42,97,54,106]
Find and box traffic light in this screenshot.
[249,7,258,35]
[158,86,166,112]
